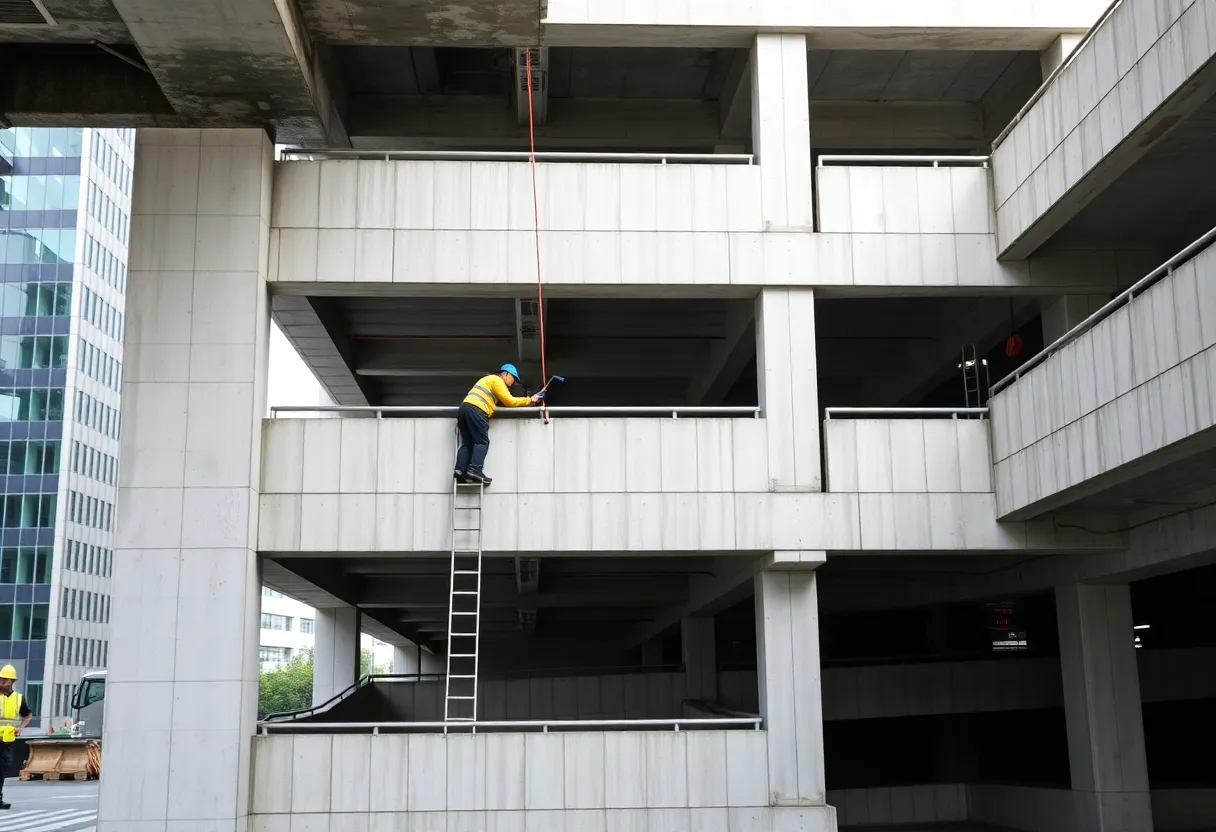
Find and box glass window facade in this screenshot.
[0,126,129,719]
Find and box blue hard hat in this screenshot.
[499,363,521,381]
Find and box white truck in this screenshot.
[71,670,106,738]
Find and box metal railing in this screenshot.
[261,672,443,722]
[817,154,990,168]
[258,717,762,735]
[992,0,1124,149]
[990,223,1216,395]
[824,407,989,419]
[270,405,762,419]
[280,149,754,165]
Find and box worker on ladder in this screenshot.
[455,363,541,486]
[0,664,32,810]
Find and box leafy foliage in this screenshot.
[258,646,392,717]
[258,650,314,717]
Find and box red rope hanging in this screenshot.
[524,49,549,413]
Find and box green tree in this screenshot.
[258,650,314,717]
[360,646,391,678]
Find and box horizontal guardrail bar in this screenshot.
[258,717,762,734]
[990,223,1216,395]
[824,407,989,419]
[992,0,1124,149]
[270,405,762,418]
[281,149,755,165]
[817,154,990,167]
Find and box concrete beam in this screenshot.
[347,96,721,149]
[358,575,690,608]
[627,556,765,648]
[719,50,752,142]
[866,297,1040,406]
[0,50,177,126]
[686,302,755,404]
[272,295,369,407]
[107,0,342,144]
[355,338,710,379]
[810,101,985,151]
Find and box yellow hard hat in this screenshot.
[0,665,16,680]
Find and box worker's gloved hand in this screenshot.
[531,392,544,402]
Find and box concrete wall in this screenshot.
[309,648,1214,726]
[311,672,691,724]
[249,730,813,831]
[257,417,1122,554]
[993,0,1216,253]
[542,0,1110,48]
[814,164,1148,291]
[269,159,1133,293]
[991,241,1216,517]
[824,419,992,493]
[970,785,1216,832]
[830,784,969,828]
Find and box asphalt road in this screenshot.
[1,778,98,830]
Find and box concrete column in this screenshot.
[421,648,445,675]
[755,554,833,820]
[751,33,812,230]
[1041,33,1084,79]
[682,617,717,702]
[1056,583,1153,832]
[392,643,420,676]
[313,606,361,705]
[100,128,273,830]
[757,288,820,491]
[1042,294,1108,343]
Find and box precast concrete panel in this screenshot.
[991,239,1216,517]
[102,127,274,830]
[258,416,1124,553]
[993,0,1216,255]
[271,159,1144,293]
[541,0,1111,49]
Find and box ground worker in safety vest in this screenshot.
[455,364,541,486]
[0,664,32,810]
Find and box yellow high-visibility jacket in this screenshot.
[0,691,23,743]
[463,374,532,417]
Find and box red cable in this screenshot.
[524,49,549,414]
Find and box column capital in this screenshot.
[761,550,827,571]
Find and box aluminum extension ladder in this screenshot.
[443,478,485,730]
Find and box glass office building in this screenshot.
[0,127,132,725]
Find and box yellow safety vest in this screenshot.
[1,691,23,743]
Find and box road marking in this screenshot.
[1,808,98,831]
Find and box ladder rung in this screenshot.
[453,570,479,575]
[449,674,476,679]
[449,653,476,658]
[445,716,476,721]
[451,633,477,637]
[448,695,476,699]
[451,611,478,616]
[452,590,478,595]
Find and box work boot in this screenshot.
[453,469,469,483]
[466,473,492,487]
[0,800,10,810]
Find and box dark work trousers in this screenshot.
[455,402,492,477]
[0,740,11,802]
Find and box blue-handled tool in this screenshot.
[538,375,565,394]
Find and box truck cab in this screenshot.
[72,670,106,739]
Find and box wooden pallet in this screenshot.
[20,738,100,781]
[20,770,89,782]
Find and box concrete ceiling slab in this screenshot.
[298,0,546,46]
[1040,90,1216,256]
